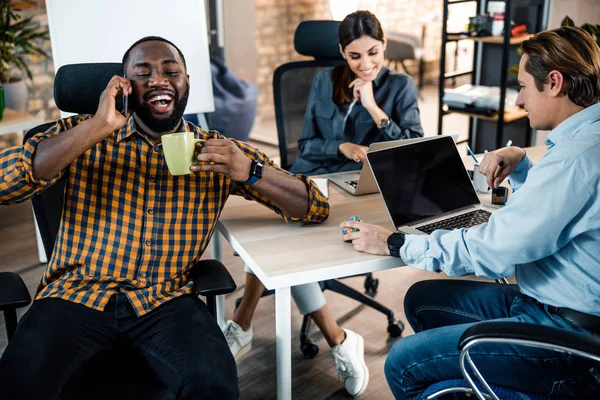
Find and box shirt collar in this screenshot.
[545,103,600,147]
[116,116,190,143]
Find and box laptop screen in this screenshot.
[367,136,480,227]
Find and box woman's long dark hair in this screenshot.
[332,10,384,104]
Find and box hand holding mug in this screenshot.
[162,132,206,175]
[191,138,253,182]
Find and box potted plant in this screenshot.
[0,0,49,120]
[561,16,600,45]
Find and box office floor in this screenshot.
[0,84,492,399]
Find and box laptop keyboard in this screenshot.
[416,209,491,234]
[345,180,358,188]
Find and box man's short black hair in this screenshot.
[122,36,187,74]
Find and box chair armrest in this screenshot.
[190,259,236,297]
[459,321,600,359]
[0,272,32,310]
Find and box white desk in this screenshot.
[215,145,548,399]
[0,109,46,263]
[217,181,404,399]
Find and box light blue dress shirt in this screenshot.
[401,103,600,316]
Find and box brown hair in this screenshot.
[521,26,600,107]
[332,10,384,104]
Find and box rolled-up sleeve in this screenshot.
[0,120,70,204]
[507,154,533,191]
[230,138,330,224]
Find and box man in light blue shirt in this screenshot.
[341,27,600,399]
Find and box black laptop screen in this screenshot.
[367,136,480,227]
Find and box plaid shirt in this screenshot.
[0,115,330,316]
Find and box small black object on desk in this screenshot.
[492,187,508,205]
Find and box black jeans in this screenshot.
[0,293,238,399]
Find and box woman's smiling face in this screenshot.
[341,35,386,81]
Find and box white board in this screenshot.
[46,0,214,115]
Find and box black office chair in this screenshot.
[270,20,403,359]
[421,321,600,399]
[0,62,237,399]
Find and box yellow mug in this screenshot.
[161,132,205,176]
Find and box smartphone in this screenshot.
[122,74,129,117]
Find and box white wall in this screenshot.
[548,0,600,29]
[224,0,257,83]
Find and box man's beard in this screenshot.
[132,86,190,133]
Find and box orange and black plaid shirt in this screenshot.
[0,115,330,316]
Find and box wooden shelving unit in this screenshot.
[438,0,546,150]
[443,106,528,123]
[447,34,534,44]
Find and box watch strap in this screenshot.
[243,160,262,185]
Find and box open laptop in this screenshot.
[329,136,441,195]
[367,135,493,235]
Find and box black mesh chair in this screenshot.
[1,62,237,399]
[271,21,403,358]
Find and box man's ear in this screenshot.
[339,44,346,60]
[546,70,565,97]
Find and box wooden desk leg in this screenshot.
[210,231,226,330]
[275,286,292,400]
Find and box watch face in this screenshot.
[254,161,264,178]
[381,118,390,128]
[387,232,405,248]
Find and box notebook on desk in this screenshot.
[367,135,493,235]
[328,136,441,196]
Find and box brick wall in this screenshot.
[0,0,58,149]
[255,0,332,121]
[254,0,443,121]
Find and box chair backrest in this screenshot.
[273,21,345,170]
[54,62,123,114]
[27,63,122,259]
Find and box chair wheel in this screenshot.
[364,276,379,294]
[387,321,404,338]
[301,342,319,359]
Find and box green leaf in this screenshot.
[0,1,49,82]
[508,64,519,76]
[561,16,575,27]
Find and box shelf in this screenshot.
[0,109,44,136]
[444,69,473,79]
[443,106,528,123]
[447,34,534,44]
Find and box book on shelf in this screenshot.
[443,84,519,112]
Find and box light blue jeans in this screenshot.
[244,264,326,315]
[385,280,600,399]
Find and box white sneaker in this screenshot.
[223,320,253,360]
[331,329,369,397]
